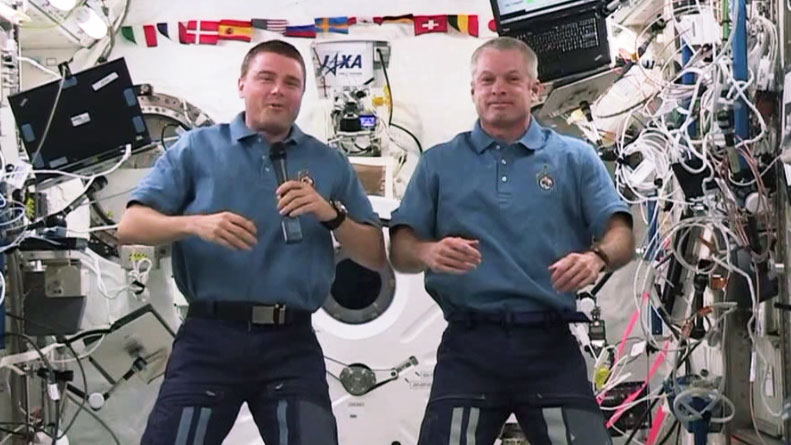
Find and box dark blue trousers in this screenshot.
[417,321,612,445]
[140,317,337,445]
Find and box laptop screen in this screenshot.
[494,0,597,25]
[9,58,150,186]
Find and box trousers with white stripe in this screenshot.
[140,317,337,445]
[417,322,612,445]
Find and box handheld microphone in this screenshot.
[269,142,303,244]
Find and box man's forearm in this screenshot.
[117,205,195,246]
[333,219,386,270]
[599,215,635,271]
[389,227,430,273]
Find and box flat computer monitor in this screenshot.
[491,0,612,82]
[9,58,151,187]
[493,0,596,28]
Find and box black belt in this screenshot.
[187,301,311,325]
[447,310,590,326]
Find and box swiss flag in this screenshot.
[414,15,448,35]
[182,20,220,45]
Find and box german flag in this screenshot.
[218,19,253,42]
[448,14,479,37]
[374,14,414,24]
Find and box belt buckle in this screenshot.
[251,305,286,325]
[251,305,274,324]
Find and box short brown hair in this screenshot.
[471,37,539,80]
[240,40,307,87]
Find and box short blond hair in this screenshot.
[470,37,539,80]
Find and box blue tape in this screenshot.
[21,124,35,143]
[124,88,137,107]
[132,115,145,133]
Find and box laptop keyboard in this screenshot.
[513,17,600,55]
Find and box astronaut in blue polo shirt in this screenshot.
[390,37,635,444]
[117,40,385,445]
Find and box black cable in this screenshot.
[0,425,29,440]
[656,419,681,445]
[3,312,99,439]
[65,393,120,445]
[311,45,328,98]
[656,421,681,445]
[594,96,652,120]
[52,382,61,444]
[619,330,709,444]
[3,332,54,374]
[2,332,58,440]
[89,196,116,226]
[590,272,614,296]
[5,312,110,347]
[25,176,107,232]
[623,389,663,444]
[57,342,89,440]
[391,122,424,154]
[373,47,424,156]
[159,122,181,149]
[376,48,393,126]
[64,328,112,345]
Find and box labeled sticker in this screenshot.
[71,112,91,127]
[92,72,119,91]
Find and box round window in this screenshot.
[323,250,396,325]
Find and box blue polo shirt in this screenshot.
[390,118,631,316]
[129,112,379,311]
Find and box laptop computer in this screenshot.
[9,58,151,188]
[490,0,612,82]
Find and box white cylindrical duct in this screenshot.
[74,6,107,40]
[46,0,78,11]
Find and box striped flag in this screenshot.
[375,14,414,24]
[284,24,316,38]
[120,25,158,47]
[251,18,288,34]
[218,19,253,42]
[156,22,188,43]
[349,16,376,25]
[448,14,479,37]
[315,16,349,34]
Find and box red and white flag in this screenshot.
[182,20,220,45]
[414,15,449,35]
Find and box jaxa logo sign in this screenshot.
[319,53,363,76]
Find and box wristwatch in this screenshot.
[321,200,347,230]
[589,244,610,272]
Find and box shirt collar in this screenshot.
[230,112,306,145]
[470,117,546,153]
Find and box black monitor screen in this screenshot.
[493,0,594,27]
[9,58,150,183]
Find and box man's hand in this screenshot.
[191,211,257,251]
[418,237,481,274]
[549,252,605,293]
[277,180,336,221]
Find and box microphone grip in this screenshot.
[272,158,303,243]
[273,159,289,185]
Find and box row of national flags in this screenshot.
[120,14,482,47]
